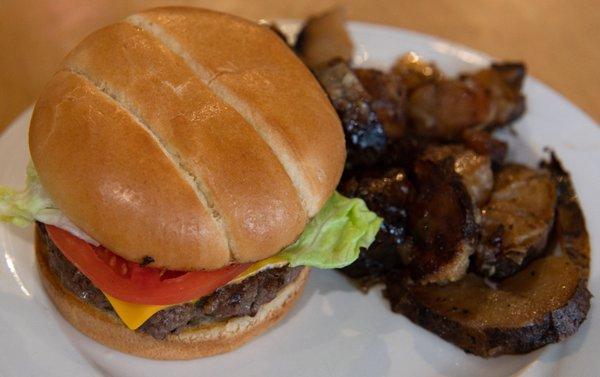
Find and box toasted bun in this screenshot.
[37,237,309,360]
[29,7,345,270]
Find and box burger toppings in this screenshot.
[2,167,382,331]
[41,223,303,337]
[2,168,381,271]
[105,296,170,331]
[45,225,251,305]
[277,192,382,268]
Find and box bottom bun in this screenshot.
[37,240,309,360]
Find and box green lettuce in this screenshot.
[277,192,382,269]
[0,163,53,227]
[2,165,382,267]
[0,164,99,245]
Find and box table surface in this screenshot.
[1,0,598,133]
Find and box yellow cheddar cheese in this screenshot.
[105,294,170,330]
[228,255,288,284]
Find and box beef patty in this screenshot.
[38,223,303,340]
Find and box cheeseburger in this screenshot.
[0,7,381,359]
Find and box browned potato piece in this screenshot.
[354,68,408,138]
[405,160,478,284]
[391,52,443,90]
[465,63,526,127]
[295,7,354,69]
[313,60,387,170]
[544,154,591,277]
[461,128,508,166]
[387,256,591,357]
[386,156,591,357]
[408,80,491,140]
[406,62,526,141]
[339,168,413,290]
[475,165,557,279]
[421,145,493,207]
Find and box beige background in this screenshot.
[1,0,598,133]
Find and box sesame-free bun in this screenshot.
[29,7,345,270]
[37,236,310,360]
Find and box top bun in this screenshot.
[29,7,345,271]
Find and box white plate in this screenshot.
[1,21,599,377]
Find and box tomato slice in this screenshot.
[45,225,249,305]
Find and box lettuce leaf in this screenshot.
[0,163,99,245]
[277,192,382,269]
[0,163,53,227]
[2,165,381,266]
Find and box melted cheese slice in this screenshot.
[105,294,170,330]
[228,255,288,284]
[105,255,290,330]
